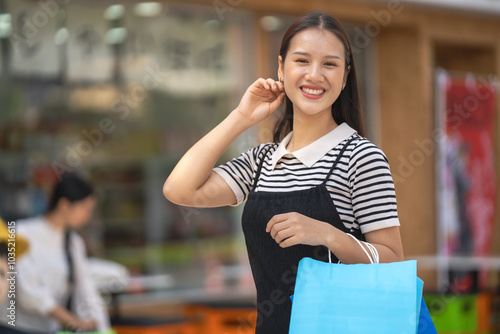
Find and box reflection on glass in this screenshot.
[0,1,255,292]
[0,13,11,38]
[104,4,125,21]
[133,2,163,17]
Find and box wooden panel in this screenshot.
[377,27,439,289]
[377,28,435,249]
[423,10,500,46]
[434,44,496,74]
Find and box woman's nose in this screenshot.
[305,63,323,82]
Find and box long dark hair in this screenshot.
[48,173,94,212]
[273,11,364,142]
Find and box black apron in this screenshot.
[241,137,360,334]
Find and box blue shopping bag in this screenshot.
[416,278,438,334]
[418,296,437,334]
[289,258,423,334]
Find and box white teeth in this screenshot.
[301,87,325,95]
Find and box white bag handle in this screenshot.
[328,233,379,264]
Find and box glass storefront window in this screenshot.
[0,0,255,290]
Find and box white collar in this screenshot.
[269,122,357,169]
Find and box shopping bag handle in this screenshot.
[329,234,379,264]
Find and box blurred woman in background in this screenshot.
[0,173,110,333]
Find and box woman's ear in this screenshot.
[278,55,284,81]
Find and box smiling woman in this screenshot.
[163,11,403,334]
[277,28,351,150]
[274,14,363,144]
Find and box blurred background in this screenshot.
[0,0,499,333]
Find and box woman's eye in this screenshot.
[325,62,337,67]
[296,59,308,63]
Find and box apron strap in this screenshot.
[252,145,272,190]
[323,137,355,185]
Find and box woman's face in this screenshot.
[278,28,349,119]
[62,196,97,229]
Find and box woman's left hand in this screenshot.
[266,212,334,248]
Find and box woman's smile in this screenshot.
[300,85,326,99]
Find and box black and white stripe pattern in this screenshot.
[214,134,400,233]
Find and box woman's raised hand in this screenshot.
[163,78,284,208]
[235,78,285,126]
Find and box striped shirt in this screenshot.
[214,123,400,234]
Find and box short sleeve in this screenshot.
[348,140,400,233]
[213,144,272,206]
